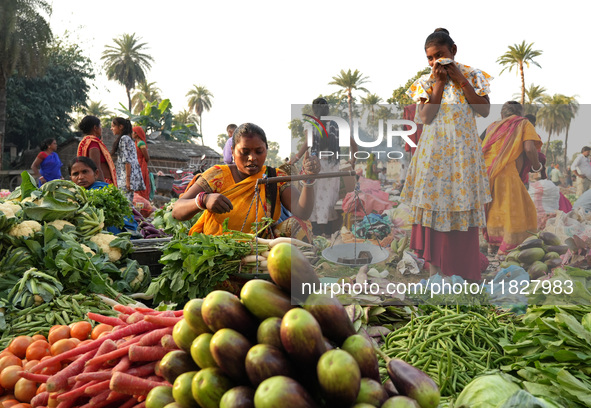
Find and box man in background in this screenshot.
[222,124,238,164]
[571,146,591,197]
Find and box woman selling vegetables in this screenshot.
[172,123,320,239]
[77,115,117,186]
[69,156,137,234]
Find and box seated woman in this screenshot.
[69,156,137,234]
[172,123,320,240]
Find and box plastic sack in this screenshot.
[397,251,424,275]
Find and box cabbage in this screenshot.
[455,374,521,408]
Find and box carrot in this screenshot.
[161,334,176,349]
[56,398,77,408]
[129,345,172,362]
[87,312,126,327]
[112,356,131,373]
[143,314,183,326]
[110,372,165,396]
[56,380,98,402]
[119,397,140,408]
[113,305,136,315]
[126,361,157,377]
[31,321,160,373]
[132,401,147,408]
[83,339,118,373]
[85,345,132,367]
[107,390,128,401]
[46,349,97,392]
[133,307,155,314]
[75,371,112,383]
[19,371,50,383]
[31,391,49,407]
[138,326,173,346]
[126,312,146,324]
[80,388,124,408]
[118,313,130,321]
[84,379,111,395]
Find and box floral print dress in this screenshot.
[116,135,145,202]
[401,61,492,232]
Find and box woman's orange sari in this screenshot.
[482,115,542,252]
[189,165,282,236]
[77,136,118,186]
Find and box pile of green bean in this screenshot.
[379,306,518,397]
[0,293,119,349]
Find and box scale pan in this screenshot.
[322,242,389,266]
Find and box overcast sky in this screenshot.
[48,0,589,159]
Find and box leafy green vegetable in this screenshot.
[19,170,38,199]
[86,183,133,229]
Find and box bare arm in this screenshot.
[31,156,43,177]
[282,152,319,219]
[88,148,105,181]
[139,145,150,163]
[524,141,541,171]
[172,179,234,221]
[445,63,490,117]
[290,138,309,164]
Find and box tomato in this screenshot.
[31,334,46,343]
[13,377,37,403]
[38,356,61,376]
[25,340,50,361]
[0,395,16,402]
[0,350,15,359]
[7,337,32,359]
[69,321,92,341]
[0,355,22,372]
[91,324,113,340]
[0,399,21,407]
[0,365,24,390]
[49,338,77,356]
[47,326,70,345]
[22,360,39,371]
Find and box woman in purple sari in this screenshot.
[31,138,63,186]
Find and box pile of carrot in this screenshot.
[23,305,183,408]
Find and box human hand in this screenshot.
[444,63,467,86]
[302,151,320,175]
[204,193,233,214]
[432,61,448,83]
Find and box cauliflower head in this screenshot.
[9,220,43,237]
[48,220,75,231]
[90,233,122,262]
[80,244,96,256]
[0,202,21,218]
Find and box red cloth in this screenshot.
[403,105,423,156]
[37,151,49,160]
[411,225,481,280]
[558,192,573,213]
[133,126,151,201]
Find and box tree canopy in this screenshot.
[6,39,94,152]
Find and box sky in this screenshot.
[48,0,589,159]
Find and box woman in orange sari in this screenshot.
[172,123,320,239]
[482,101,542,254]
[132,126,151,200]
[77,115,117,185]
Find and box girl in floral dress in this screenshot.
[111,117,145,202]
[401,28,492,280]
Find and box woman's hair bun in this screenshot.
[433,27,449,35]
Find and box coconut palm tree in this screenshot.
[101,33,154,112]
[360,93,382,125]
[186,85,213,136]
[85,100,113,126]
[537,94,570,157]
[557,95,579,169]
[0,0,52,170]
[514,84,547,115]
[131,81,161,114]
[329,69,369,142]
[173,109,199,128]
[497,41,542,106]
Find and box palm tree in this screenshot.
[186,85,213,136]
[329,69,369,143]
[360,93,382,126]
[85,100,113,126]
[497,41,542,105]
[557,95,579,169]
[0,0,52,170]
[101,33,154,112]
[131,81,161,114]
[173,109,199,128]
[537,94,570,157]
[514,84,546,115]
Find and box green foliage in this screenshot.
[118,99,202,143]
[6,38,94,151]
[85,183,133,229]
[387,67,430,108]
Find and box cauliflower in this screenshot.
[0,202,21,218]
[90,233,122,262]
[130,267,145,289]
[80,244,95,256]
[9,220,42,237]
[48,220,75,231]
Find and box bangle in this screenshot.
[531,163,543,173]
[195,192,207,210]
[460,81,470,88]
[299,179,316,188]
